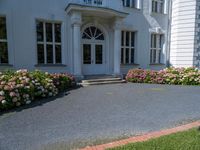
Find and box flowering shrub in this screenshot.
[0,70,75,111]
[50,73,75,92]
[126,67,200,85]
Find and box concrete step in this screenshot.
[80,79,126,87]
[82,77,122,83]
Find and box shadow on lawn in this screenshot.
[0,85,82,115]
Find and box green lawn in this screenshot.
[108,128,200,150]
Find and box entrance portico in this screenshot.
[66,3,128,78]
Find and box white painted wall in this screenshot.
[0,0,170,75]
[120,0,169,73]
[170,0,196,67]
[0,0,71,73]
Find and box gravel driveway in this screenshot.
[0,83,200,150]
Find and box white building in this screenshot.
[0,0,199,78]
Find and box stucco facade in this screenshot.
[0,0,198,77]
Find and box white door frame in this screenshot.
[81,24,110,75]
[82,39,107,75]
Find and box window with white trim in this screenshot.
[36,20,62,64]
[152,0,164,13]
[150,34,163,64]
[0,16,9,64]
[122,0,137,8]
[121,31,135,64]
[83,0,103,5]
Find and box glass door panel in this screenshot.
[95,44,103,64]
[83,44,91,64]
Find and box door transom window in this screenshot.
[82,26,104,41]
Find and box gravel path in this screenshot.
[0,83,200,150]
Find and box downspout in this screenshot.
[166,0,172,67]
[193,0,198,67]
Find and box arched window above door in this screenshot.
[82,26,104,40]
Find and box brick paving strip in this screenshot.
[80,121,200,150]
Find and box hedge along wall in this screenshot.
[0,70,75,111]
[126,67,200,85]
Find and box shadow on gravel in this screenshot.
[0,85,83,116]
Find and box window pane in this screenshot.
[126,32,129,46]
[121,48,124,64]
[36,21,44,42]
[96,34,104,40]
[95,45,103,64]
[46,23,53,42]
[151,34,156,48]
[152,1,155,12]
[37,44,44,64]
[82,32,91,39]
[0,17,7,40]
[55,45,62,64]
[121,31,136,64]
[159,35,162,48]
[126,48,129,64]
[85,27,92,38]
[131,32,135,47]
[0,42,8,63]
[122,0,125,6]
[153,50,156,63]
[83,44,91,64]
[150,34,163,64]
[151,34,153,48]
[95,28,104,40]
[126,0,130,7]
[151,49,154,63]
[131,48,134,63]
[90,26,96,37]
[155,1,158,12]
[159,2,163,13]
[154,35,156,48]
[132,0,136,8]
[158,50,161,63]
[47,45,53,63]
[121,31,124,46]
[55,23,61,43]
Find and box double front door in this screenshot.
[82,43,106,75]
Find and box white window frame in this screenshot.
[83,0,103,6]
[122,0,139,9]
[150,34,163,64]
[0,16,9,64]
[121,31,135,65]
[152,0,164,14]
[36,20,62,65]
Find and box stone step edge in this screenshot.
[80,80,126,86]
[82,78,122,83]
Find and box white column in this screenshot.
[73,24,82,76]
[164,0,168,14]
[113,19,122,76]
[71,12,82,78]
[137,0,142,9]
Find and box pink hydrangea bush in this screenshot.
[126,67,200,85]
[162,67,200,85]
[0,70,75,110]
[126,69,165,84]
[50,73,75,92]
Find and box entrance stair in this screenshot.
[79,75,126,86]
